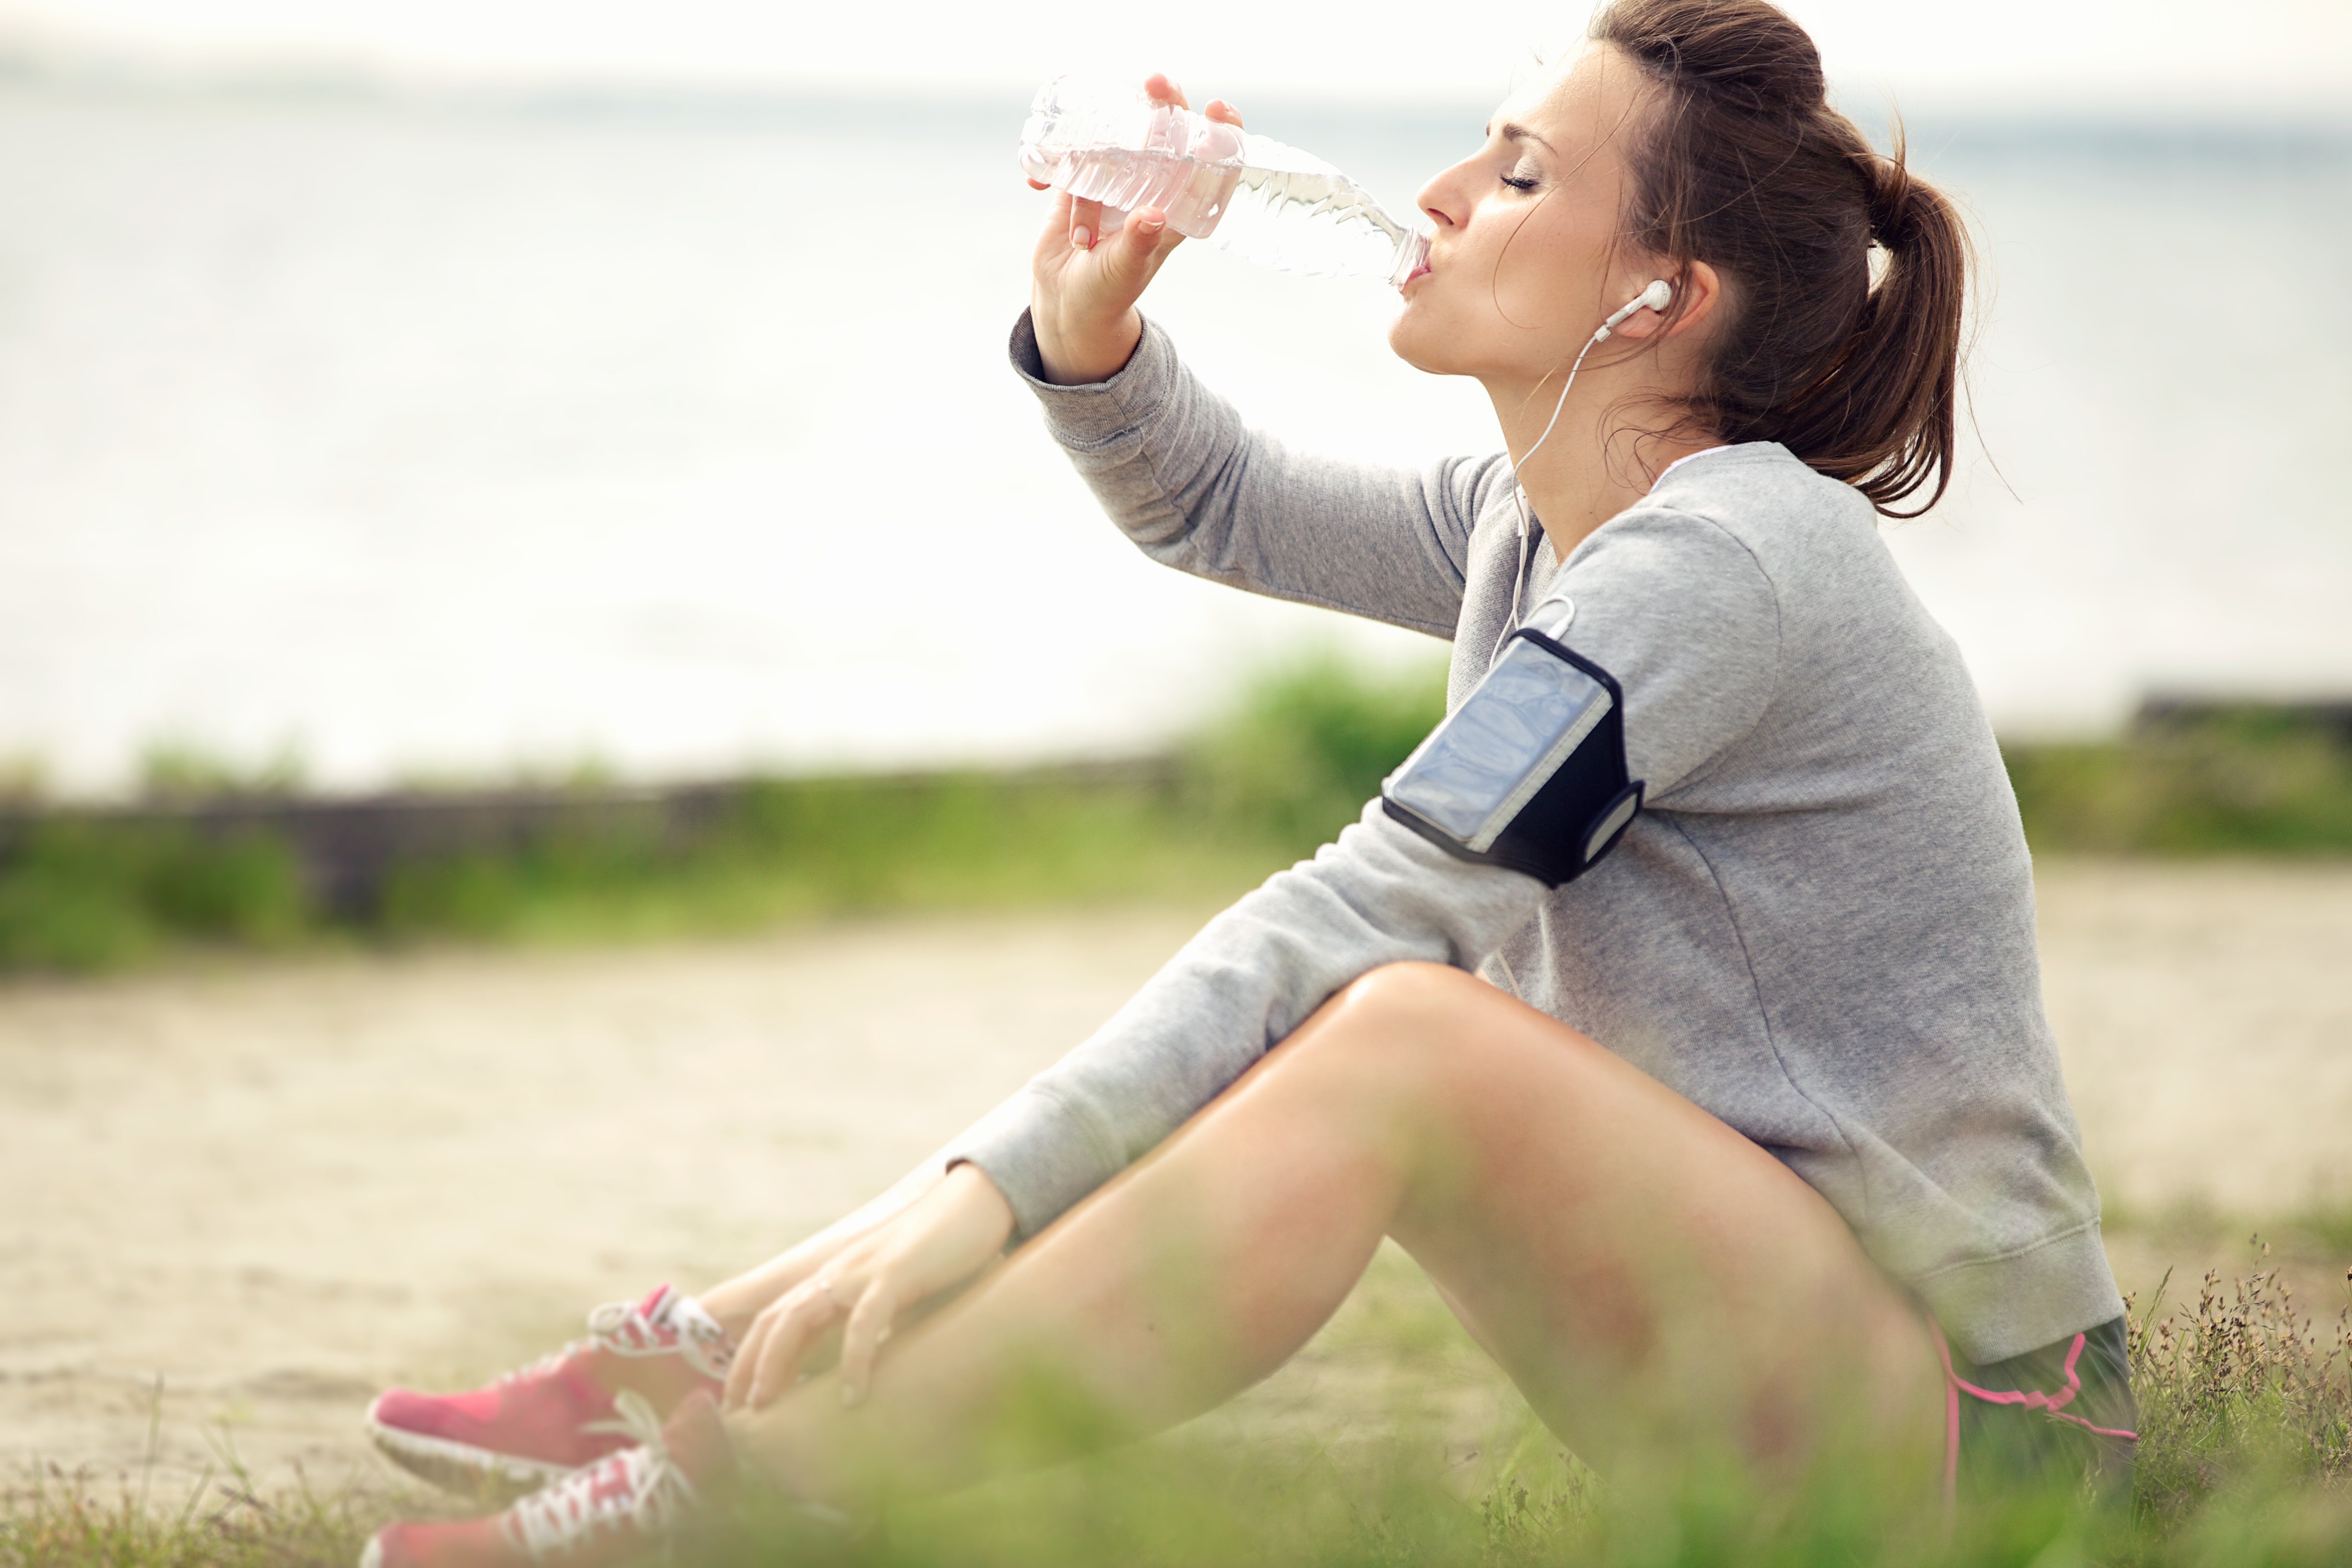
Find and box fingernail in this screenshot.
[1072,226,1091,249]
[1137,214,1164,234]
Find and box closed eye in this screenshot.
[1501,174,1540,192]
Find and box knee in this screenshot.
[1329,961,1487,1031]
[1304,962,1497,1083]
[1306,961,1604,1093]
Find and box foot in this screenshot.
[368,1286,734,1492]
[363,1390,731,1568]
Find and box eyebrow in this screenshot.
[1501,122,1558,153]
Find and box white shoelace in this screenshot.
[501,1288,736,1388]
[503,1392,698,1562]
[592,1288,736,1379]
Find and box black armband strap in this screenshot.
[1379,629,1644,887]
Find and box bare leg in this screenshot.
[724,964,1943,1508]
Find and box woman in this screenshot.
[364,4,2133,1561]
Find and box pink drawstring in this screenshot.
[1935,1328,1961,1514]
[1927,1318,2140,1515]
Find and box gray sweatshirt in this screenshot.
[947,311,2122,1364]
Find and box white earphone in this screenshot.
[1514,278,1675,481]
[1493,279,1676,665]
[1597,278,1676,340]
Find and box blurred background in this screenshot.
[0,0,2344,799]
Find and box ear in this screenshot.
[1612,260,1723,341]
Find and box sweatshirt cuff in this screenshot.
[1911,1219,2126,1365]
[1007,307,1178,451]
[941,1085,1127,1241]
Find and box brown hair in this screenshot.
[1589,0,1969,516]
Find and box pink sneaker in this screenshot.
[368,1286,734,1492]
[363,1390,731,1568]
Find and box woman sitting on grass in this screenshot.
[363,3,2133,1560]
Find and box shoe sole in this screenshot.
[364,1407,577,1496]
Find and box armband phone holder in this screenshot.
[1380,629,1643,887]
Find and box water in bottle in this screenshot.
[1018,76,1432,290]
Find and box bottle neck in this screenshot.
[1387,230,1431,290]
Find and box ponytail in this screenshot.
[1591,0,1972,517]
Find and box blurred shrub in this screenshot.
[1181,653,1447,856]
[145,830,307,942]
[716,772,1194,911]
[8,674,2352,973]
[379,810,673,939]
[2006,707,2352,855]
[0,821,305,971]
[0,824,155,970]
[139,740,304,802]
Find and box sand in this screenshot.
[3,861,2347,1494]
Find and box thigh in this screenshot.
[1326,966,1944,1491]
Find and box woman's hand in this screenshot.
[1028,74,1244,386]
[723,1162,1016,1411]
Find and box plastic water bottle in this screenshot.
[1018,76,1432,290]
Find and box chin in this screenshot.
[1384,313,1455,377]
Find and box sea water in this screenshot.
[0,82,2345,794]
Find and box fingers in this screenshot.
[1124,208,1170,263]
[722,1309,771,1409]
[1140,74,1240,128]
[728,1269,903,1411]
[735,1281,841,1411]
[1068,194,1104,250]
[836,1284,897,1407]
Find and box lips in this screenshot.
[1389,230,1434,291]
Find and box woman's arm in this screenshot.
[944,505,1782,1239]
[697,1145,957,1333]
[1014,309,1504,639]
[722,505,1778,1406]
[944,802,1543,1235]
[1018,79,1501,640]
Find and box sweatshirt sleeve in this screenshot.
[942,803,1548,1237]
[1545,506,1783,803]
[1010,308,1504,640]
[944,491,1786,1242]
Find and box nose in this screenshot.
[1416,156,1474,232]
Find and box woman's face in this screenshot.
[1387,46,1659,387]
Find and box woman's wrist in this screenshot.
[697,1162,949,1332]
[1034,306,1145,387]
[938,1159,1018,1249]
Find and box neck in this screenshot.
[1488,369,1716,557]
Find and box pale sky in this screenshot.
[2,0,2348,112]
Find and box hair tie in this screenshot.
[1866,159,1915,250]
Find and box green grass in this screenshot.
[367,770,1256,944]
[0,656,1449,974]
[2003,707,2352,856]
[9,1244,2348,1568]
[3,667,2348,975]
